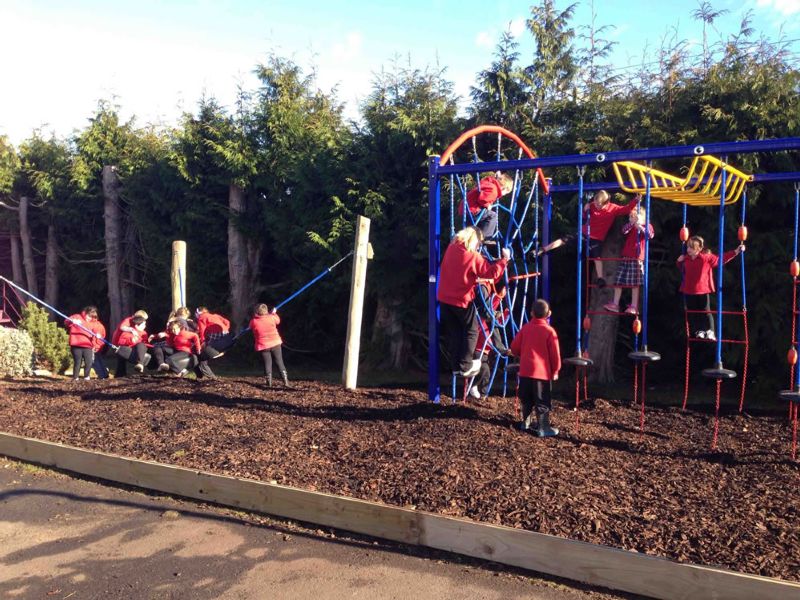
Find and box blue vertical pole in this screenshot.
[642,168,652,348]
[428,157,442,402]
[576,167,586,355]
[542,183,552,303]
[715,164,728,366]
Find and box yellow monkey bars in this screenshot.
[612,155,753,206]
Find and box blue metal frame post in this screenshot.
[575,167,586,356]
[642,168,652,349]
[543,183,552,302]
[428,157,442,402]
[714,166,728,367]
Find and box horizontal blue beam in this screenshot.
[549,171,800,194]
[434,137,800,176]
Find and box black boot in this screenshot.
[281,370,291,388]
[536,409,559,438]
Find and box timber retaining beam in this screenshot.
[0,431,797,600]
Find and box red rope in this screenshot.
[633,362,639,407]
[712,379,722,450]
[575,370,581,433]
[513,379,520,419]
[739,310,749,412]
[683,309,691,410]
[792,402,797,461]
[583,368,588,403]
[640,363,647,436]
[791,280,798,420]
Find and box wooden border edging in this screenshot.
[1,431,797,600]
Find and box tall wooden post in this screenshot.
[171,241,187,311]
[343,216,370,390]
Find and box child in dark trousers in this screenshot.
[677,235,745,341]
[509,299,562,437]
[249,303,290,388]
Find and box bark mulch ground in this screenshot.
[0,376,797,582]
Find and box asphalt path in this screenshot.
[0,457,636,600]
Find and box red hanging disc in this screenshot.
[632,318,642,335]
[791,261,800,277]
[679,226,690,242]
[789,347,798,366]
[583,316,591,331]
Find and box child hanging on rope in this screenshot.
[164,319,202,377]
[438,226,510,378]
[509,299,561,437]
[66,306,99,380]
[603,206,654,315]
[250,303,290,388]
[537,191,640,287]
[677,235,745,341]
[458,172,514,240]
[112,310,149,377]
[115,315,151,374]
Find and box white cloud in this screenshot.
[508,18,526,38]
[755,0,800,15]
[475,31,494,49]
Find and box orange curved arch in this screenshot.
[438,125,549,194]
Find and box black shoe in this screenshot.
[596,277,607,289]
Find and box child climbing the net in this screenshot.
[458,172,514,240]
[677,235,745,341]
[603,205,654,315]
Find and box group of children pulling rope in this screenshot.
[64,304,290,388]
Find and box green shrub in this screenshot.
[18,302,71,373]
[0,327,34,376]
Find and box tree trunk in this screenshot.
[121,214,138,317]
[228,183,255,330]
[370,296,409,370]
[18,195,38,296]
[10,231,23,285]
[586,223,625,384]
[44,223,59,308]
[102,165,123,328]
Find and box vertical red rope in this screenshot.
[640,363,647,436]
[513,380,520,419]
[793,403,798,461]
[792,281,798,421]
[575,370,581,433]
[583,368,588,403]
[739,310,749,412]
[712,379,722,450]
[633,362,639,406]
[683,308,691,410]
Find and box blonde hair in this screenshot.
[593,190,610,205]
[453,226,483,252]
[174,307,190,319]
[255,303,269,316]
[133,310,148,320]
[688,235,706,251]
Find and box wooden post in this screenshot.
[343,216,370,389]
[171,241,187,311]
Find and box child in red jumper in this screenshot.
[115,315,150,374]
[603,206,654,315]
[677,235,745,341]
[87,309,109,379]
[437,226,510,378]
[165,320,202,376]
[509,299,561,437]
[458,172,514,240]
[66,306,99,380]
[538,191,640,287]
[250,303,289,387]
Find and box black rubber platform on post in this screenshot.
[778,389,800,403]
[564,356,593,367]
[702,366,737,379]
[628,350,661,362]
